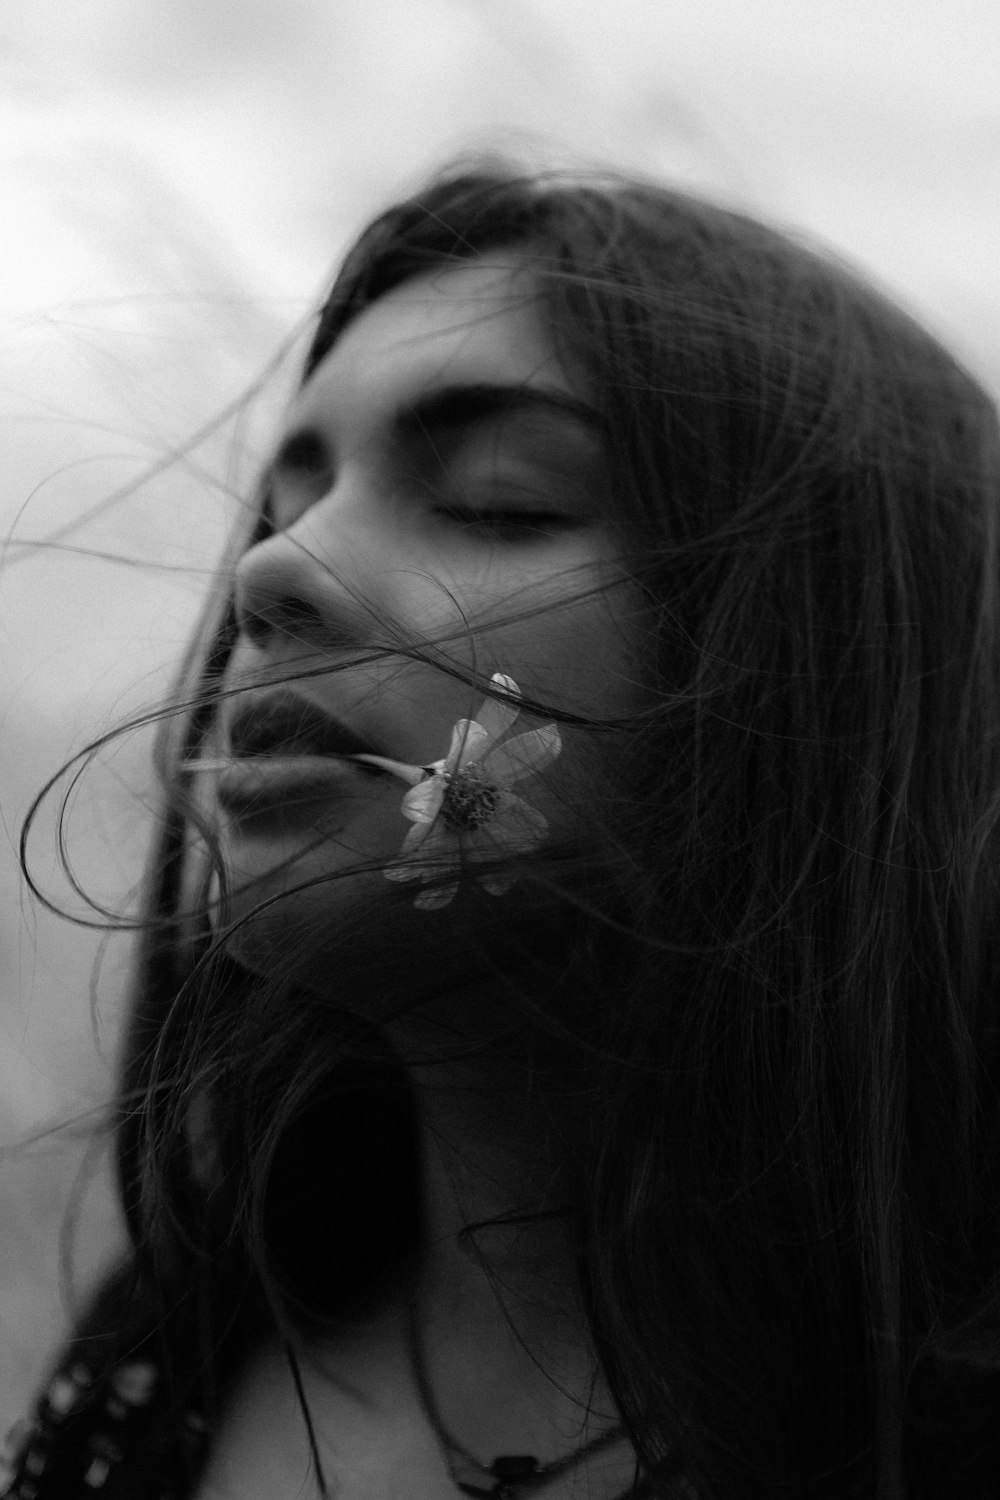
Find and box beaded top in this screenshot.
[0,1355,207,1500]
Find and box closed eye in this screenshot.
[433,506,579,540]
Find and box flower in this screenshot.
[357,674,561,909]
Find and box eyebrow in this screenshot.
[268,381,604,481]
[396,382,604,444]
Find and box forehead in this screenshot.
[293,253,576,429]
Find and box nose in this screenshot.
[232,509,374,652]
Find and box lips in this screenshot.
[213,690,386,824]
[226,690,378,762]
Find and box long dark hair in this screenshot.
[26,162,1000,1497]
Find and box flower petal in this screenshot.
[446,719,491,772]
[384,821,451,881]
[474,674,521,745]
[414,882,460,910]
[400,821,435,854]
[402,777,446,825]
[490,795,549,852]
[483,723,561,785]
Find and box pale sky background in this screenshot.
[1,0,999,1420]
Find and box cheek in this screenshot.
[487,596,638,721]
[366,542,637,711]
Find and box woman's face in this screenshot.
[211,251,638,983]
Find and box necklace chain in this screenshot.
[407,1307,627,1499]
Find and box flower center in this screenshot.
[440,765,502,831]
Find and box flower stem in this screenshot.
[349,753,427,785]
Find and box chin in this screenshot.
[216,847,565,1035]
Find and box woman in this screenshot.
[6,162,1000,1499]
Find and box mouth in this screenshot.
[224,690,382,764]
[191,689,396,824]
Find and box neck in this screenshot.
[377,965,616,1458]
[390,955,582,1284]
[414,1029,579,1324]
